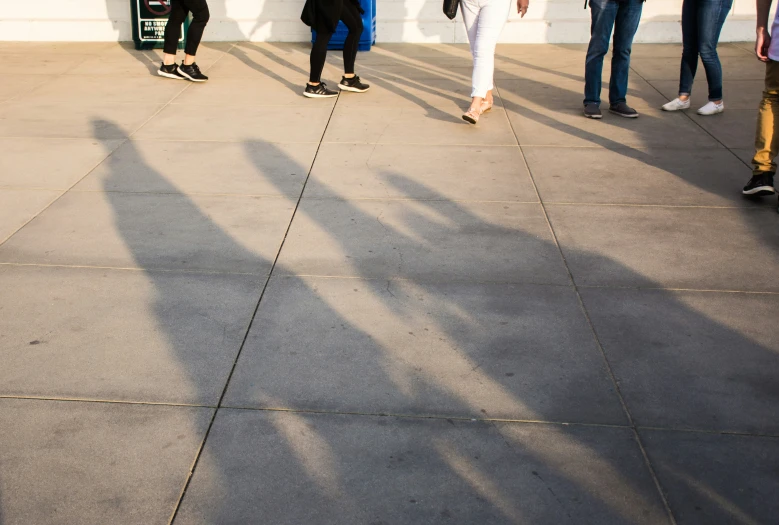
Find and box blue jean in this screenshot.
[679,0,732,101]
[584,0,643,106]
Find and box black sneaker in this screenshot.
[609,102,639,118]
[158,63,185,80]
[584,103,602,119]
[304,82,338,98]
[338,75,370,93]
[178,63,208,82]
[742,173,776,196]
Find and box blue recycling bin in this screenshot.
[311,0,376,51]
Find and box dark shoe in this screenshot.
[338,75,370,93]
[158,63,185,80]
[742,173,776,196]
[609,102,639,118]
[178,63,208,82]
[304,82,338,98]
[584,103,602,119]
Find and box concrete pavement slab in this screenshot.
[0,138,121,189]
[332,76,480,111]
[133,104,332,142]
[324,106,517,145]
[580,288,779,433]
[648,80,765,110]
[74,140,317,197]
[12,75,190,105]
[503,106,721,148]
[0,191,294,273]
[546,205,779,291]
[203,48,341,80]
[223,276,625,423]
[639,430,779,525]
[630,56,766,81]
[0,398,212,525]
[0,74,51,103]
[688,110,758,150]
[306,143,536,201]
[277,199,569,283]
[0,102,163,139]
[0,53,88,75]
[171,76,334,107]
[0,265,262,404]
[0,42,115,55]
[731,148,755,167]
[626,43,749,58]
[175,410,668,525]
[68,43,232,77]
[523,147,756,206]
[498,77,668,110]
[355,64,475,80]
[0,189,61,242]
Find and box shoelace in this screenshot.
[188,63,202,75]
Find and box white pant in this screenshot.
[461,0,511,98]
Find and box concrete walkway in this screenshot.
[0,41,778,525]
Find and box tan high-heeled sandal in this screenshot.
[480,99,494,113]
[462,106,483,124]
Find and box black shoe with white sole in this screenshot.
[584,103,602,119]
[304,82,338,98]
[178,63,208,82]
[742,173,776,196]
[158,63,186,80]
[609,102,639,118]
[338,75,370,93]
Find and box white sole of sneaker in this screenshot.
[338,84,370,93]
[303,92,337,98]
[178,70,207,82]
[157,70,185,80]
[742,186,776,195]
[697,108,724,116]
[584,113,602,119]
[661,105,690,112]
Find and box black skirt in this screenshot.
[301,0,364,34]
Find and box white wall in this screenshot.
[0,0,757,43]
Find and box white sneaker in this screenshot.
[662,98,691,111]
[697,101,724,115]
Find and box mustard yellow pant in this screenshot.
[753,60,779,175]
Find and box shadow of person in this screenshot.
[85,115,779,524]
[225,139,779,523]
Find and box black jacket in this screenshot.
[301,0,364,33]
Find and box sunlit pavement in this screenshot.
[0,41,778,524]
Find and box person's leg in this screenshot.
[750,61,779,186]
[461,0,483,108]
[678,0,699,99]
[584,0,618,107]
[339,0,364,77]
[183,0,210,64]
[469,0,510,106]
[162,0,189,64]
[697,0,732,102]
[309,30,333,84]
[609,0,642,106]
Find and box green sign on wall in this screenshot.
[130,0,188,50]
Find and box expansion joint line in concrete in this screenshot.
[495,82,680,525]
[629,64,754,173]
[166,80,342,525]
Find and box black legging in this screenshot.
[163,0,210,56]
[309,1,363,83]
